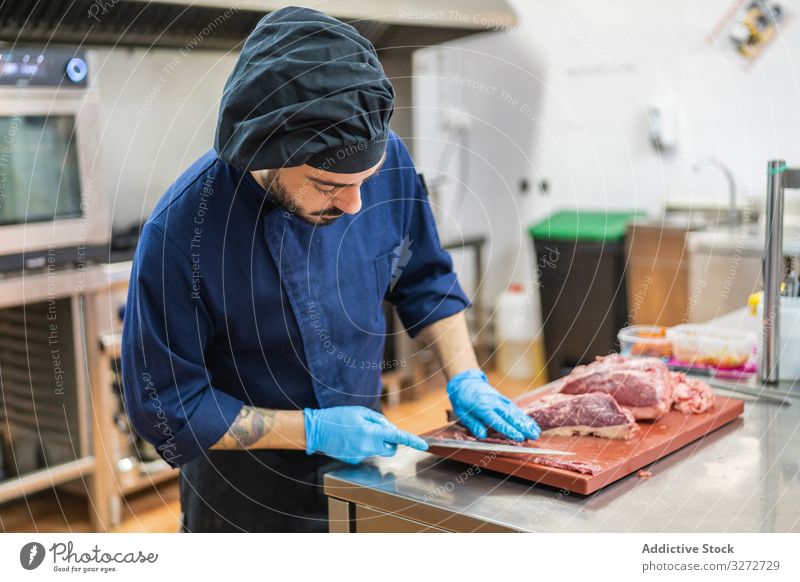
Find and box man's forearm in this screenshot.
[210,406,306,450]
[417,310,479,381]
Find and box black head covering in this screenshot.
[214,6,394,173]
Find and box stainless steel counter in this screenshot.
[324,380,800,532]
[687,224,800,255]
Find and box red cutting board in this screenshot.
[424,385,745,495]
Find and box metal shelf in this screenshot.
[0,456,95,504]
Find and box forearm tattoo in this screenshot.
[216,406,277,449]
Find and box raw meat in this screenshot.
[522,393,638,440]
[558,355,716,418]
[559,355,674,419]
[670,372,715,414]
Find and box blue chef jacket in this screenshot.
[121,132,469,468]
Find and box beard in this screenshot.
[263,170,344,227]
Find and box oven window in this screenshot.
[0,115,82,226]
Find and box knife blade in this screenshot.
[423,437,574,456]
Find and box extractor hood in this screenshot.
[0,0,517,51]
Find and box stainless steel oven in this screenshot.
[0,46,109,272]
[0,47,113,523]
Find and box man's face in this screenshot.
[252,156,385,227]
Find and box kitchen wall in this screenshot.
[513,0,800,214]
[93,1,800,288]
[413,0,800,298]
[93,47,238,229]
[412,33,548,300]
[93,47,414,229]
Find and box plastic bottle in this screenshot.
[494,283,547,381]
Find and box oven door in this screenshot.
[0,83,109,258]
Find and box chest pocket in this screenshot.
[334,246,397,331]
[374,248,397,306]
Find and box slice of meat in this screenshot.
[559,354,673,419]
[522,393,638,440]
[436,431,602,475]
[445,391,638,438]
[529,457,601,475]
[670,372,715,414]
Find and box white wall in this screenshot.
[413,0,800,299]
[92,47,239,229]
[513,0,800,214]
[413,33,548,301]
[92,47,416,230]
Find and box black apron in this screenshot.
[178,449,347,532]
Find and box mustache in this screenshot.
[310,208,344,217]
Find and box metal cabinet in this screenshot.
[328,498,448,533]
[0,262,177,530]
[0,266,103,524]
[324,473,516,533]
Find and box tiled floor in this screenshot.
[0,370,545,533]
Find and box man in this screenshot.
[121,7,540,533]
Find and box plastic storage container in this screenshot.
[618,325,672,358]
[666,324,756,369]
[756,296,800,382]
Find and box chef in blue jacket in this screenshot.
[121,7,540,532]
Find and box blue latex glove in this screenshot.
[447,369,541,441]
[304,406,429,464]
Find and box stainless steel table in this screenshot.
[324,381,800,532]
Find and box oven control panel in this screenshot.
[0,47,88,87]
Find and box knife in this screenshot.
[423,437,574,456]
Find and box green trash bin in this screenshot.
[529,210,641,379]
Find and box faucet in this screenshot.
[692,157,737,229]
[761,160,800,384]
